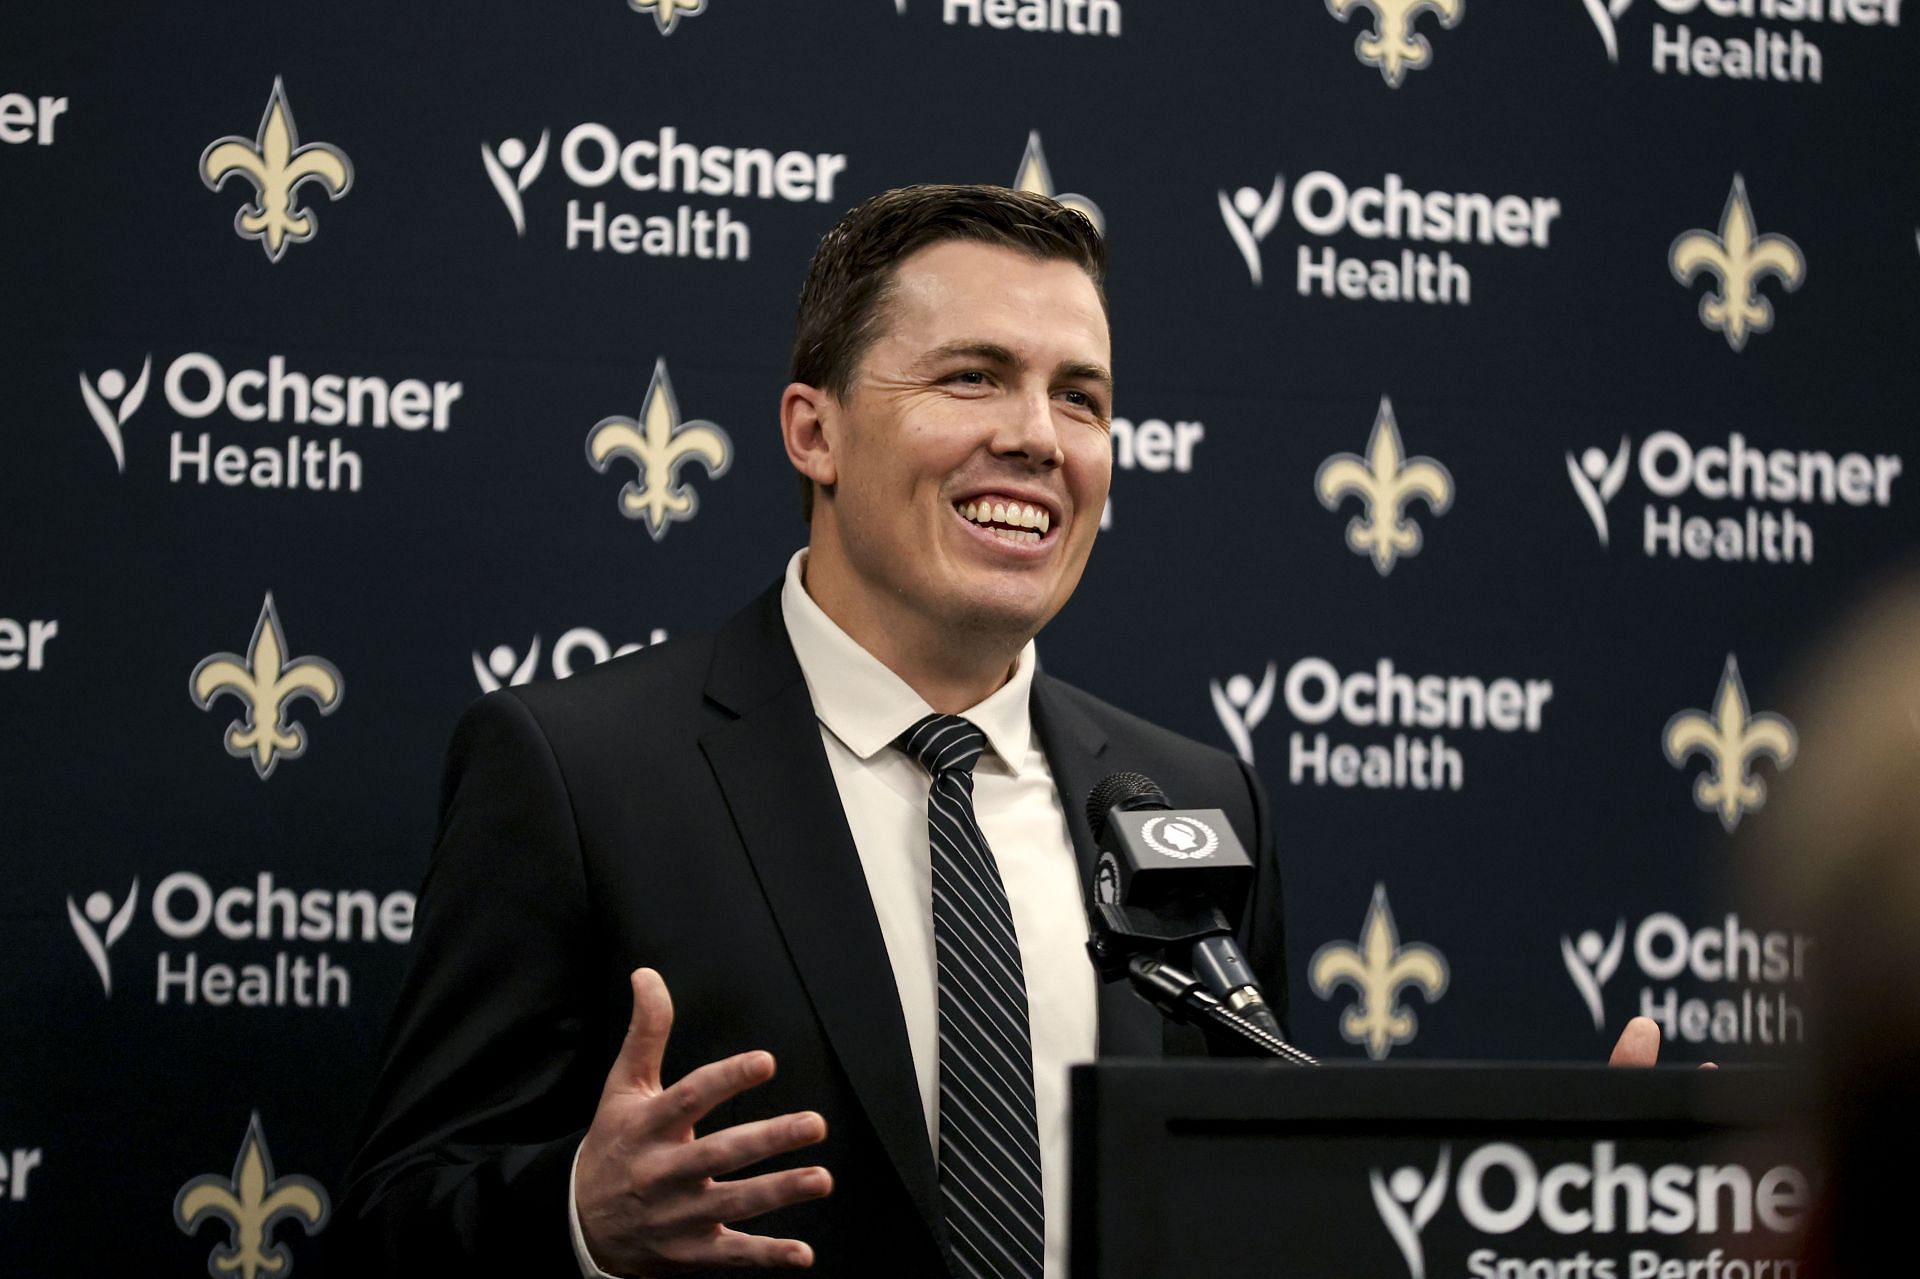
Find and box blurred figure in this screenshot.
[1751,566,1920,1276]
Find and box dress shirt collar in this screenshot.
[779,549,1036,770]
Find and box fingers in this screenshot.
[677,1112,828,1181]
[702,1165,834,1226]
[1608,1014,1662,1067]
[607,967,675,1095]
[711,1228,815,1270]
[640,1048,778,1136]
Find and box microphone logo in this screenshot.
[1218,178,1284,286]
[68,880,140,997]
[1210,661,1277,765]
[481,131,550,236]
[1140,815,1219,862]
[1560,921,1625,1031]
[1371,1147,1451,1279]
[1566,437,1630,547]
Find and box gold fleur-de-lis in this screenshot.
[173,1113,330,1279]
[199,78,353,263]
[586,358,734,540]
[1327,0,1464,87]
[190,594,343,780]
[1669,175,1806,352]
[1013,131,1106,235]
[1663,654,1797,832]
[629,0,709,34]
[1310,884,1449,1060]
[1315,397,1454,575]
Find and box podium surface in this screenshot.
[1071,1062,1808,1279]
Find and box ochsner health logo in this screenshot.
[79,357,151,473]
[68,880,140,996]
[1370,1142,1808,1278]
[1373,1149,1451,1279]
[479,121,848,260]
[1561,919,1627,1030]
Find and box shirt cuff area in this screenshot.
[569,1140,620,1279]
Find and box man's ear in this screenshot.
[781,382,839,491]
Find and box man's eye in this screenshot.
[948,370,990,386]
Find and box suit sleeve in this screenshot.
[1235,756,1290,1039]
[333,690,604,1272]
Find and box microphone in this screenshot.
[1084,771,1287,1044]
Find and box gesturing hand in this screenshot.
[576,968,833,1275]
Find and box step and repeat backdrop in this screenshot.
[3,0,1916,1271]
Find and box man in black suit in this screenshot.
[337,185,1285,1278]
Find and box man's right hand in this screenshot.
[576,968,833,1274]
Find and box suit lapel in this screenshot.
[697,588,944,1243]
[1030,674,1164,1060]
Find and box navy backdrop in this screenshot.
[3,0,1916,1271]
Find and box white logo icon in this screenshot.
[79,357,152,473]
[1140,815,1219,861]
[68,881,139,997]
[1561,921,1626,1031]
[1218,178,1285,286]
[481,131,550,236]
[1565,437,1630,547]
[1581,0,1634,62]
[1210,662,1277,764]
[1372,1148,1451,1279]
[473,638,543,693]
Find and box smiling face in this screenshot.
[795,238,1113,664]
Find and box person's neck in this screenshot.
[801,555,1024,715]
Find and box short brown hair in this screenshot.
[789,184,1108,518]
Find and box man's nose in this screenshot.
[993,388,1064,470]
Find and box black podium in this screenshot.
[1070,1063,1810,1279]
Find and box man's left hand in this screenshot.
[1608,1016,1715,1068]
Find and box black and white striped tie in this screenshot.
[900,713,1045,1279]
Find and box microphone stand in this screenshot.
[1088,902,1317,1065]
[1126,955,1318,1066]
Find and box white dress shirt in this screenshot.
[571,550,1097,1278]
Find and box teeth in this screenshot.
[955,498,1051,538]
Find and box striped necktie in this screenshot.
[899,713,1045,1279]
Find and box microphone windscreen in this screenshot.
[1086,771,1168,843]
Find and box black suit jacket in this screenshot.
[336,584,1286,1276]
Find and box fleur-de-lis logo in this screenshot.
[1310,883,1450,1060]
[1669,175,1805,353]
[1663,654,1797,832]
[190,594,343,780]
[174,1113,330,1279]
[1014,131,1105,235]
[630,0,708,34]
[1315,397,1454,575]
[199,78,353,263]
[1327,0,1464,87]
[586,358,733,540]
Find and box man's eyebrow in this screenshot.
[918,341,1114,394]
[917,340,1020,368]
[1058,360,1114,395]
